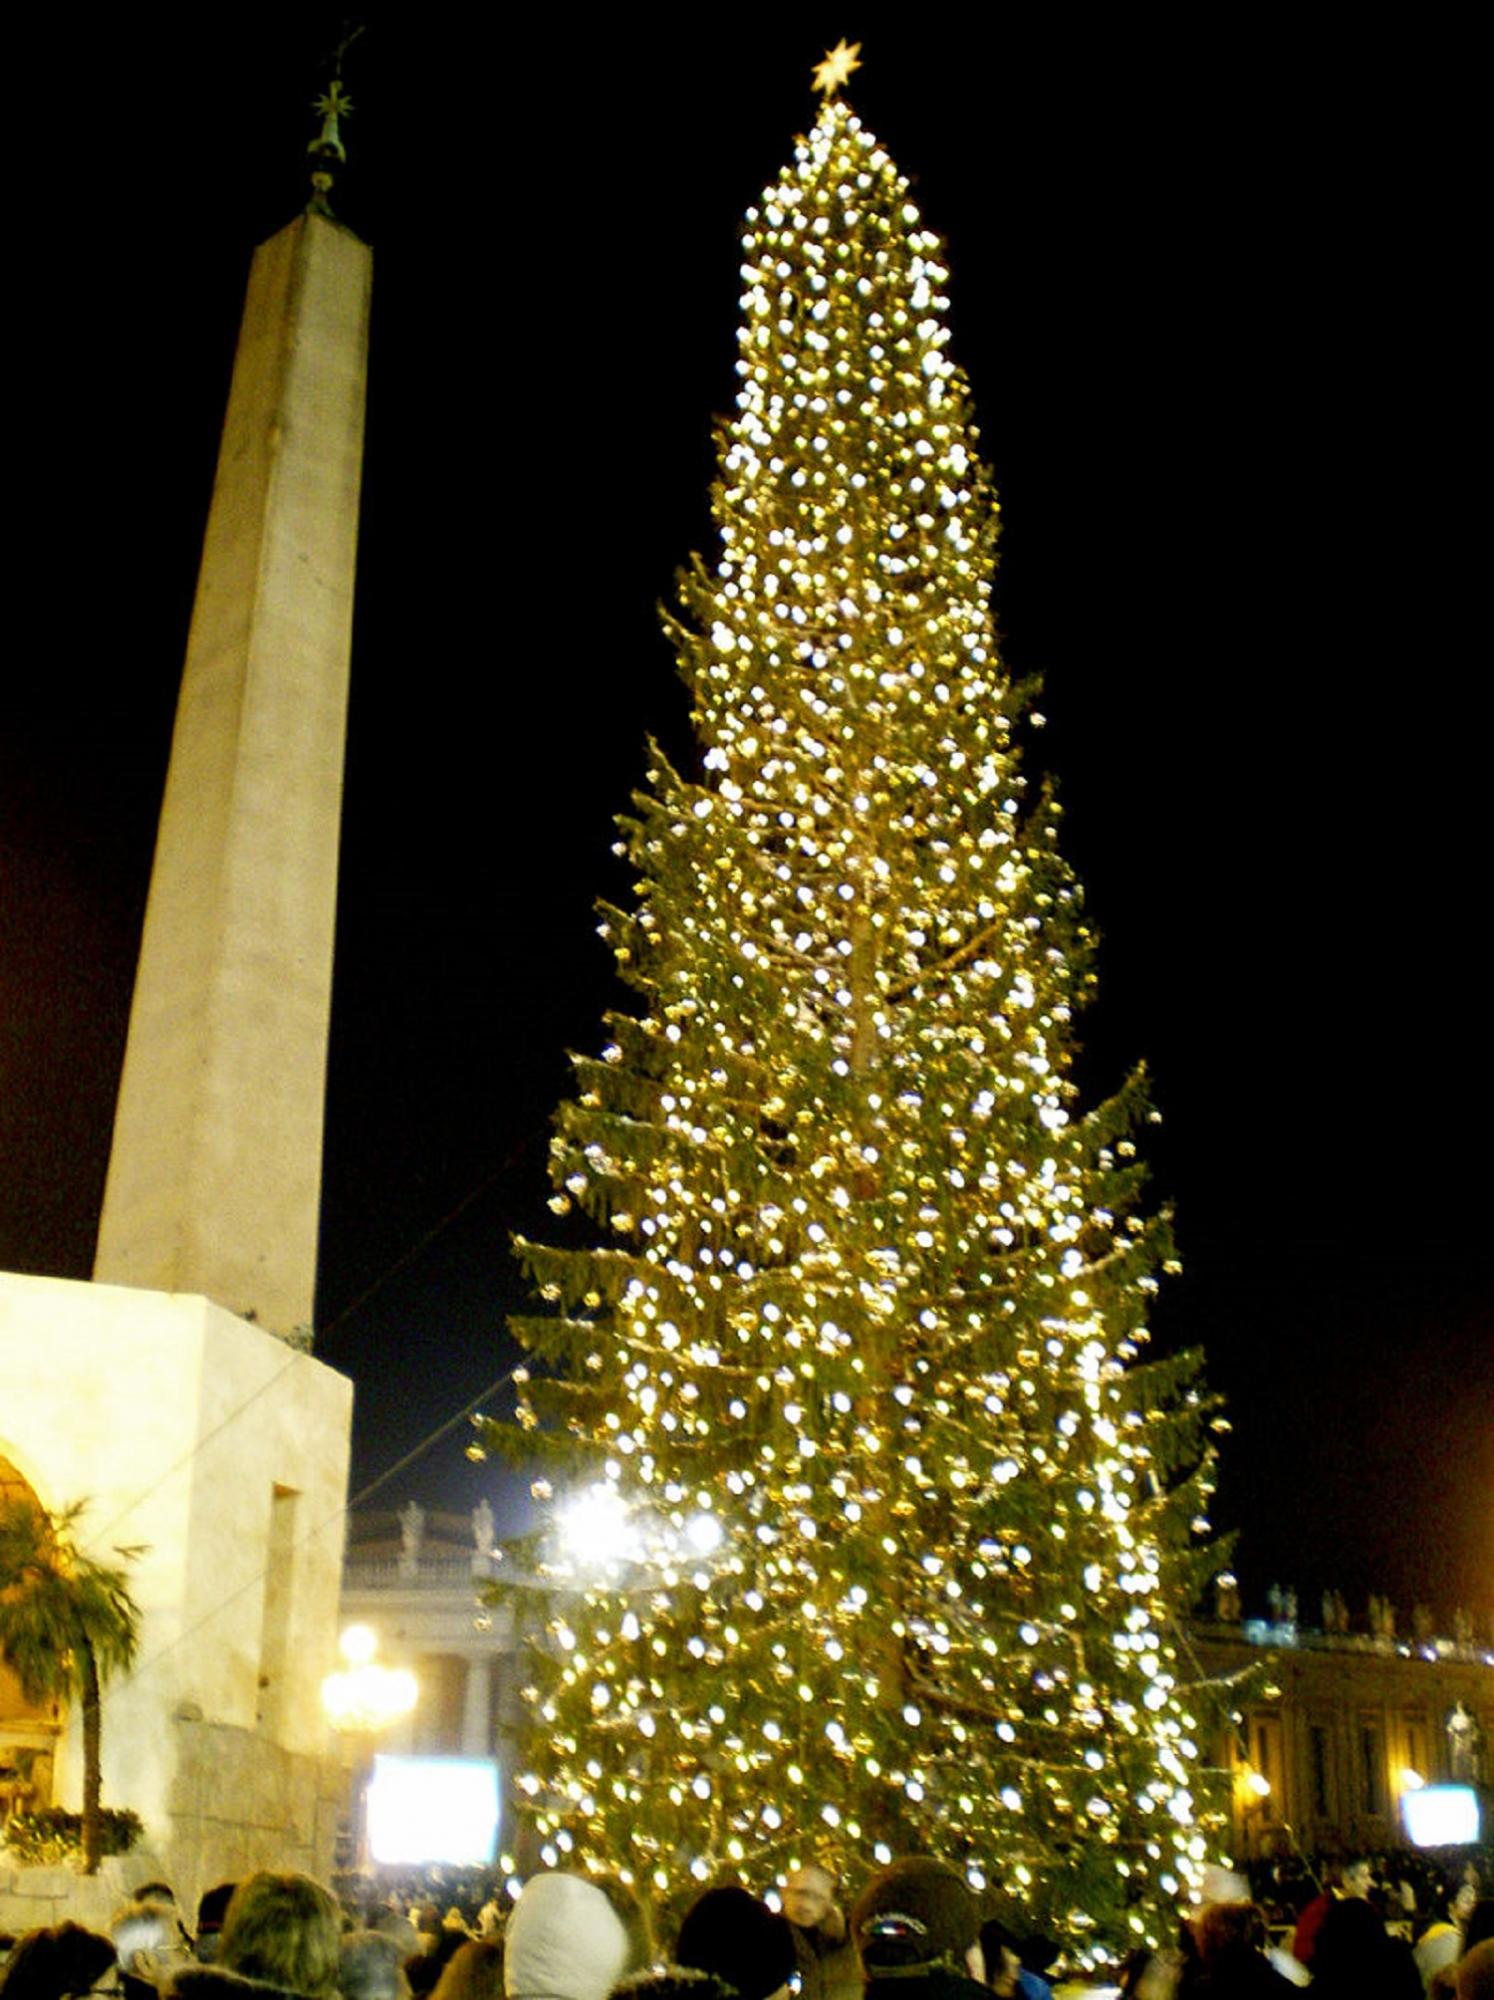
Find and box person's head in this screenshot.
[429,1944,502,2000]
[1452,1883,1480,1926]
[503,1872,648,2000]
[1464,1901,1494,1955]
[1312,1896,1386,1983]
[1339,1859,1373,1900]
[220,1873,342,2000]
[338,1932,410,2000]
[0,1925,115,2000]
[1196,1866,1250,1909]
[110,1902,188,1999]
[1120,1950,1183,2000]
[975,1921,1022,1996]
[782,1868,837,1934]
[1192,1902,1267,1967]
[1457,1940,1494,2000]
[579,1877,650,1983]
[194,1886,238,1966]
[368,1913,419,1960]
[853,1859,984,1985]
[675,1888,796,2000]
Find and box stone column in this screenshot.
[461,1655,493,1757]
[94,211,372,1341]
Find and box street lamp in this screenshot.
[321,1625,418,1869]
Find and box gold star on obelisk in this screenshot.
[812,39,862,96]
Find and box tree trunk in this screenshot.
[80,1639,102,1874]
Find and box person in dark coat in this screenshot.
[0,1924,114,2000]
[851,1859,989,2000]
[172,1872,342,2000]
[1309,1896,1419,2000]
[783,1868,860,2000]
[618,1884,795,2000]
[1178,1902,1296,1997]
[677,1887,797,2000]
[977,1920,1050,2000]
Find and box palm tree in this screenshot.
[0,1497,141,1872]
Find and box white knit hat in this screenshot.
[505,1873,631,2000]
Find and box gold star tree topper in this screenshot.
[812,39,862,96]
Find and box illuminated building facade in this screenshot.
[337,1507,1494,1871]
[338,1508,524,1769]
[1194,1604,1493,1859]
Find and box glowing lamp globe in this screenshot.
[321,1625,418,1735]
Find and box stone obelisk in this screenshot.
[0,93,365,1912]
[94,124,371,1342]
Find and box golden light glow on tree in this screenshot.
[487,78,1224,1955]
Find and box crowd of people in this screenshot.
[1,1847,1491,2000]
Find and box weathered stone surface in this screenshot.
[166,1718,345,1896]
[0,1275,352,1884]
[0,1857,135,1932]
[94,212,372,1340]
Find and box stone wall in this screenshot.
[0,1854,139,1935]
[0,1722,342,1929]
[165,1717,345,1904]
[0,1272,352,1874]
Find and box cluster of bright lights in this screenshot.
[555,1480,725,1572]
[502,88,1223,1954]
[321,1625,418,1735]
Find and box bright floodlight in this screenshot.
[366,1756,501,1865]
[1402,1783,1480,1847]
[339,1623,378,1667]
[560,1482,637,1564]
[684,1512,724,1555]
[321,1626,418,1735]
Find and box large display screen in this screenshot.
[1402,1783,1481,1847]
[365,1755,501,1865]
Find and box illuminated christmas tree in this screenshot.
[489,45,1224,1956]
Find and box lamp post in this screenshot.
[321,1624,418,1872]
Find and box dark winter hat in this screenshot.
[195,1884,237,1961]
[852,1859,981,1973]
[675,1888,797,2000]
[0,1922,115,2000]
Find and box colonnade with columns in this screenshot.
[338,1505,524,1765]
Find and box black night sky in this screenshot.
[2,15,1488,1624]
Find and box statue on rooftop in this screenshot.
[1446,1701,1485,1783]
[398,1500,425,1570]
